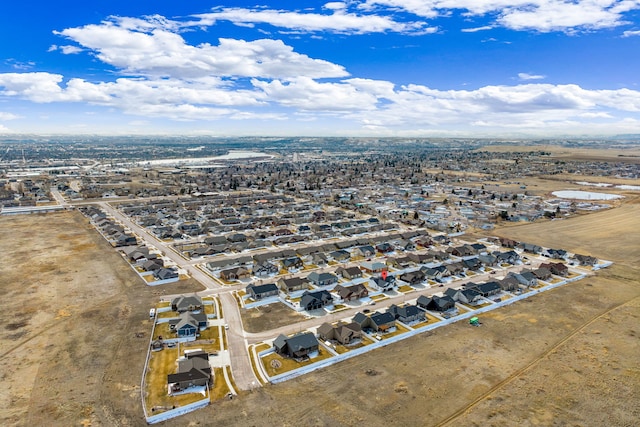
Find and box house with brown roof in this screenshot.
[333,283,369,301]
[317,321,362,345]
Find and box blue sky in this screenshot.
[1,0,640,137]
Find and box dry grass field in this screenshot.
[0,173,638,426]
[0,211,203,427]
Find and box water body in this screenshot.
[552,190,623,200]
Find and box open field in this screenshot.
[241,302,307,333]
[0,211,203,427]
[1,187,638,426]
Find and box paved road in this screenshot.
[219,292,259,390]
[97,202,259,391]
[242,268,518,343]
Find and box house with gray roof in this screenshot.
[167,350,211,394]
[171,295,203,312]
[273,332,319,359]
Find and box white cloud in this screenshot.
[190,6,434,35]
[55,21,348,79]
[461,25,493,32]
[0,112,21,121]
[49,44,84,54]
[518,72,546,81]
[622,29,640,37]
[0,124,13,133]
[362,1,640,32]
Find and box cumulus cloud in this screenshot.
[55,21,348,79]
[190,6,434,35]
[362,0,640,32]
[518,72,546,81]
[49,44,84,54]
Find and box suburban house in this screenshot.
[499,237,518,248]
[273,332,319,359]
[333,283,369,301]
[399,270,426,286]
[543,248,568,259]
[420,266,443,281]
[317,321,363,345]
[282,257,304,270]
[387,304,425,323]
[169,311,208,337]
[467,281,501,297]
[311,252,328,266]
[417,294,456,312]
[540,262,569,276]
[376,242,394,254]
[493,250,520,264]
[532,267,553,281]
[508,271,538,287]
[360,261,387,273]
[463,257,482,271]
[519,242,543,254]
[478,253,498,267]
[278,276,309,293]
[171,295,203,312]
[573,254,598,266]
[335,266,363,280]
[253,261,279,277]
[167,350,212,394]
[353,311,396,332]
[449,244,475,257]
[387,256,413,269]
[371,275,396,291]
[219,266,251,281]
[445,262,465,276]
[300,290,333,311]
[445,287,483,305]
[354,245,375,257]
[246,283,279,300]
[142,258,164,271]
[154,267,179,281]
[499,275,521,291]
[409,252,433,264]
[307,271,339,287]
[329,250,351,262]
[394,239,416,251]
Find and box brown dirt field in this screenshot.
[0,211,203,427]
[478,144,640,163]
[241,302,307,333]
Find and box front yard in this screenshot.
[261,348,334,378]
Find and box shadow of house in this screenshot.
[273,332,319,359]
